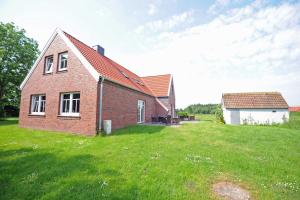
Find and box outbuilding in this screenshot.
[222,92,289,125]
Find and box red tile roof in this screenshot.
[64,31,157,96]
[223,92,289,109]
[289,106,300,112]
[142,74,171,97]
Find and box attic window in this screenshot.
[137,80,144,86]
[44,56,53,74]
[132,78,144,86]
[58,52,68,71]
[120,71,129,78]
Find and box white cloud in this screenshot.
[148,3,157,15]
[135,10,194,33]
[120,2,300,108]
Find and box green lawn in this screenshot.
[1,113,300,200]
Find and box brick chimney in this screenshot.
[93,45,105,56]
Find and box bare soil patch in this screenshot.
[213,181,251,200]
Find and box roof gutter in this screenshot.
[97,76,105,133]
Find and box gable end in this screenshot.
[20,28,100,90]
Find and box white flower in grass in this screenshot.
[78,140,84,145]
[99,178,108,189]
[150,152,161,160]
[23,172,38,183]
[274,181,299,192]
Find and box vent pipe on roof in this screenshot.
[93,45,105,56]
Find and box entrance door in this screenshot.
[137,100,145,123]
[230,110,240,124]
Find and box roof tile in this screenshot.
[63,31,157,96]
[223,92,289,109]
[142,74,171,97]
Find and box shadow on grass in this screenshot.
[0,147,139,200]
[111,125,166,136]
[0,119,18,126]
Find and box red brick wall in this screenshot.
[154,100,167,117]
[102,80,157,130]
[19,34,98,136]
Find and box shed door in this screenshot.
[230,110,240,125]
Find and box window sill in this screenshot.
[43,72,53,75]
[57,69,68,73]
[28,114,46,117]
[57,115,81,119]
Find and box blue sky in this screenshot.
[1,0,300,108]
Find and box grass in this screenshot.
[0,114,300,199]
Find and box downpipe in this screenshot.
[97,76,104,133]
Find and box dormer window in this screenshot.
[58,52,68,71]
[120,71,129,78]
[44,56,53,74]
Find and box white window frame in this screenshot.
[58,52,68,71]
[60,92,80,117]
[44,56,53,73]
[31,94,46,115]
[137,100,145,123]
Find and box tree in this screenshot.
[215,104,225,123]
[0,22,39,117]
[183,103,218,114]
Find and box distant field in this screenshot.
[195,114,215,121]
[0,113,299,199]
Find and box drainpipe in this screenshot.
[98,76,104,133]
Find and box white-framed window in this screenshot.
[137,100,145,123]
[31,94,46,115]
[60,92,80,116]
[58,52,68,71]
[44,56,53,73]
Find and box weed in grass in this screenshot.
[185,154,213,164]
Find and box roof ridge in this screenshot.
[63,31,98,53]
[142,74,171,78]
[223,91,280,95]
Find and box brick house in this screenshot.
[19,28,175,135]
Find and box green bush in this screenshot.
[177,111,189,117]
[215,104,225,123]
